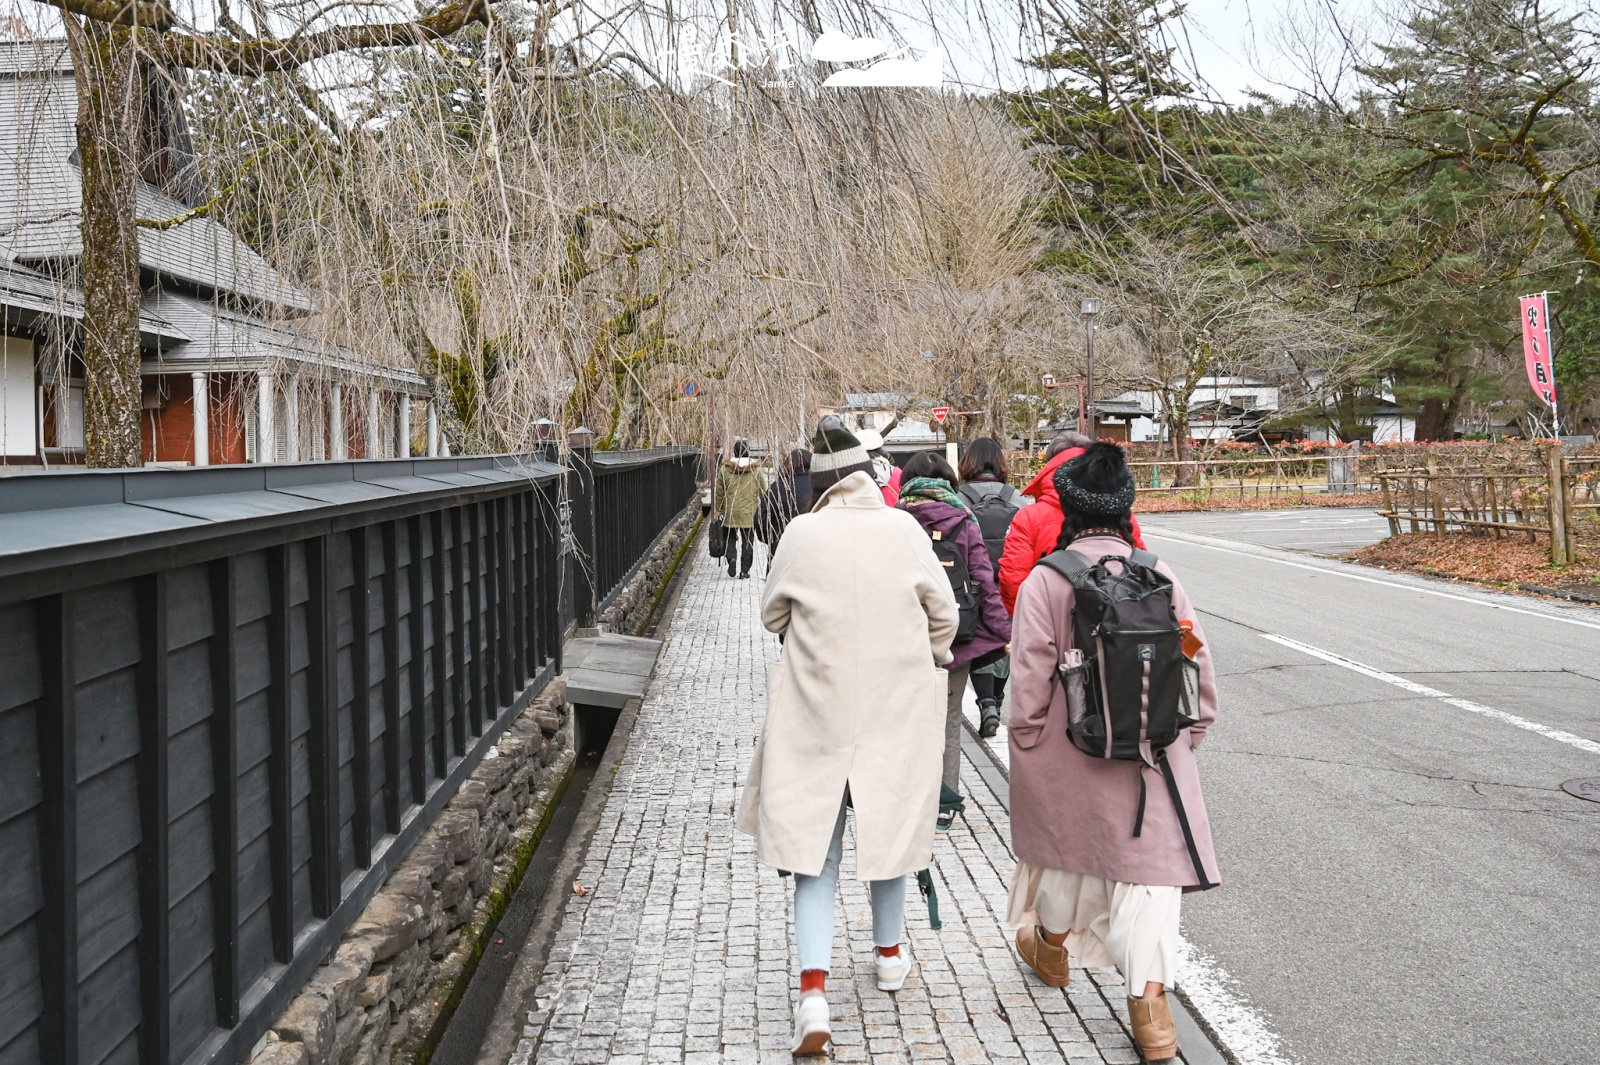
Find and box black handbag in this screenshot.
[707,516,728,559]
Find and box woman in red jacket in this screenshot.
[997,434,1144,614]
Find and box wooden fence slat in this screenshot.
[406,517,427,806]
[467,503,486,736]
[350,529,373,868]
[450,508,469,754]
[380,523,403,837]
[484,501,503,714]
[36,594,79,1065]
[135,573,170,1065]
[497,497,515,707]
[428,511,449,777]
[304,538,340,917]
[522,492,538,679]
[206,558,240,1027]
[264,547,294,961]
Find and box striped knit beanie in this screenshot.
[806,415,875,502]
[809,415,870,474]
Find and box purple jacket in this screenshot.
[900,500,1011,670]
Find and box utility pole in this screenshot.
[1081,298,1101,439]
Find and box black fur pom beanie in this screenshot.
[1053,442,1136,520]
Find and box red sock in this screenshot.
[800,970,826,994]
[876,944,900,957]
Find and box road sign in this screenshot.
[682,378,701,398]
[931,406,949,425]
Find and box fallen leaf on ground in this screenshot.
[573,881,588,896]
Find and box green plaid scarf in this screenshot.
[897,477,976,523]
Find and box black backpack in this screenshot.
[958,482,1021,565]
[1037,546,1213,888]
[930,529,979,643]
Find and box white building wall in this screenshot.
[1,335,37,457]
[1371,415,1417,443]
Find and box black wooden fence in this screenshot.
[585,445,701,616]
[0,449,695,1065]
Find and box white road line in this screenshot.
[1261,633,1600,757]
[1141,527,1600,632]
[1176,937,1295,1065]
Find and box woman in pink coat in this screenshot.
[1006,443,1219,1063]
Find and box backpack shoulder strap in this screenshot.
[1128,547,1160,570]
[1000,484,1018,505]
[1037,548,1093,584]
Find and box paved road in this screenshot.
[1130,522,1600,1064]
[1138,507,1392,555]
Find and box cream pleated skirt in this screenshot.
[1007,863,1181,992]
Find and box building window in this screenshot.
[1232,394,1258,410]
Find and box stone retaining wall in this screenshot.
[599,504,701,635]
[246,682,576,1065]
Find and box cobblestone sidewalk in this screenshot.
[512,551,1191,1065]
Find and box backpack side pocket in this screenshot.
[1059,648,1092,733]
[1177,657,1202,729]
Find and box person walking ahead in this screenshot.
[957,437,1029,737]
[717,440,763,578]
[998,432,1145,614]
[754,447,811,561]
[1006,443,1219,1063]
[737,418,957,1056]
[896,451,1010,820]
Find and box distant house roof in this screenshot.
[885,418,938,444]
[0,40,314,314]
[1091,398,1150,418]
[840,392,910,411]
[143,289,424,389]
[1,260,189,347]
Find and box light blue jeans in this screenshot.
[793,797,907,972]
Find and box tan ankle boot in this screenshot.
[1127,991,1178,1062]
[1015,924,1070,987]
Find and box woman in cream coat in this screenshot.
[737,417,958,1056]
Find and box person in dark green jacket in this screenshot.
[717,440,764,578]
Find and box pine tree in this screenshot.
[1010,0,1195,247]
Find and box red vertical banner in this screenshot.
[1519,294,1558,408]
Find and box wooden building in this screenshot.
[0,40,434,467]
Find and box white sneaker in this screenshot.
[875,950,912,992]
[791,992,831,1055]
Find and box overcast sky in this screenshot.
[1177,0,1381,103]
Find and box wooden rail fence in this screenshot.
[1377,446,1598,564]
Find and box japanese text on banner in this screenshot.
[1518,294,1557,407]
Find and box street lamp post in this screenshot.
[1081,298,1101,439]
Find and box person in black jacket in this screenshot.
[754,448,811,569]
[957,437,1029,738]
